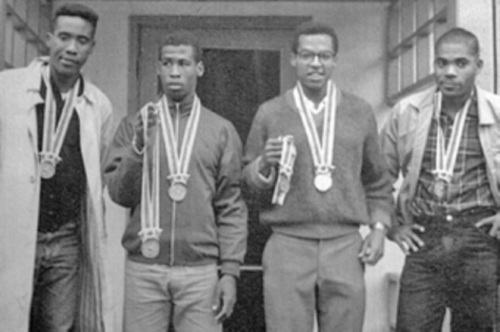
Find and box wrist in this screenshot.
[221,274,238,282]
[371,221,388,235]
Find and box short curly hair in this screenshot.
[291,21,339,56]
[52,3,99,38]
[158,30,203,63]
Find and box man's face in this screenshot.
[47,15,95,79]
[434,41,482,99]
[290,34,337,93]
[157,45,204,102]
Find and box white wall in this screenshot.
[451,0,497,91]
[54,1,400,331]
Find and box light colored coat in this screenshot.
[0,58,114,331]
[380,85,500,225]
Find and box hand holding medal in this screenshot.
[259,137,285,177]
[272,135,297,205]
[133,103,158,151]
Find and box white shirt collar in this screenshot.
[294,81,330,115]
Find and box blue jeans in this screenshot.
[29,223,80,332]
[124,260,221,332]
[396,214,498,332]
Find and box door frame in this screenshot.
[128,14,311,115]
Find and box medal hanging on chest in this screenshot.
[158,95,201,202]
[294,80,337,192]
[39,65,80,179]
[431,91,471,201]
[139,104,162,258]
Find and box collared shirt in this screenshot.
[301,93,326,115]
[410,94,495,216]
[294,83,328,115]
[36,77,86,233]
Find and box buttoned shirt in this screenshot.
[411,93,495,216]
[380,86,500,225]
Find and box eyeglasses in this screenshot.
[296,51,335,63]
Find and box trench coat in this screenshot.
[0,58,114,332]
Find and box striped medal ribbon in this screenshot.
[294,80,337,192]
[139,103,162,258]
[158,95,201,202]
[39,65,80,179]
[431,90,471,201]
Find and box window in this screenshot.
[386,0,449,104]
[0,0,51,70]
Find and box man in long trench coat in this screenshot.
[0,3,114,331]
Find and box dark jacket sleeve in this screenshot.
[214,122,248,277]
[104,114,144,208]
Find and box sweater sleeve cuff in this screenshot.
[370,207,392,230]
[221,261,241,279]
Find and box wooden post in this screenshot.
[0,0,6,71]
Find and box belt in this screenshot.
[414,206,497,226]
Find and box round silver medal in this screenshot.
[141,238,160,258]
[40,159,56,179]
[314,173,332,192]
[432,180,446,200]
[168,183,187,202]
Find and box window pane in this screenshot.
[401,47,415,90]
[401,0,416,40]
[388,58,401,97]
[417,34,431,80]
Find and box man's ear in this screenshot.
[196,61,205,77]
[290,52,297,68]
[476,58,483,74]
[45,32,53,48]
[156,61,162,76]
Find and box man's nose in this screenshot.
[444,65,457,77]
[65,39,78,54]
[310,54,321,67]
[169,63,181,76]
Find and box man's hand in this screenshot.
[133,104,158,150]
[388,224,425,255]
[258,137,284,177]
[475,212,500,240]
[212,275,237,324]
[359,227,385,265]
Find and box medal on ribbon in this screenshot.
[39,65,80,179]
[158,95,201,202]
[272,135,297,205]
[139,104,163,258]
[431,91,471,201]
[294,80,337,192]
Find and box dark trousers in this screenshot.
[396,212,498,332]
[29,223,80,332]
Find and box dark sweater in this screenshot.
[243,89,393,239]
